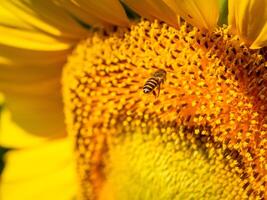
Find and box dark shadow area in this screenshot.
[0,147,9,174]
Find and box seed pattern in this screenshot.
[63,20,267,200]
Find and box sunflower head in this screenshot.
[0,1,267,200]
[63,17,267,199]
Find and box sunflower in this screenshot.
[0,0,266,200]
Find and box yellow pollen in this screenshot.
[63,20,267,199]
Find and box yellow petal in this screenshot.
[124,0,179,27]
[163,0,220,30]
[0,47,68,142]
[0,45,71,66]
[1,0,88,39]
[0,100,66,148]
[58,0,110,28]
[0,84,66,145]
[60,0,129,27]
[0,0,89,145]
[251,25,267,48]
[0,1,82,50]
[0,3,32,30]
[0,26,73,50]
[0,42,68,142]
[0,137,77,200]
[228,0,267,49]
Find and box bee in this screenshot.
[143,69,167,97]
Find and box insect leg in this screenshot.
[157,84,161,97]
[152,90,157,98]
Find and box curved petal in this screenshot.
[0,50,67,143]
[124,0,179,27]
[0,26,74,50]
[0,3,32,29]
[163,0,220,30]
[0,98,66,148]
[0,137,77,200]
[0,107,47,148]
[0,45,71,66]
[228,0,267,49]
[58,0,109,28]
[60,0,130,27]
[0,0,88,39]
[0,1,80,50]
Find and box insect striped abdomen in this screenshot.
[143,77,159,93]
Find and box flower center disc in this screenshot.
[63,20,267,200]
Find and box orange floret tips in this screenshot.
[63,19,267,199]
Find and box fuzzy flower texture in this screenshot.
[0,0,267,200]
